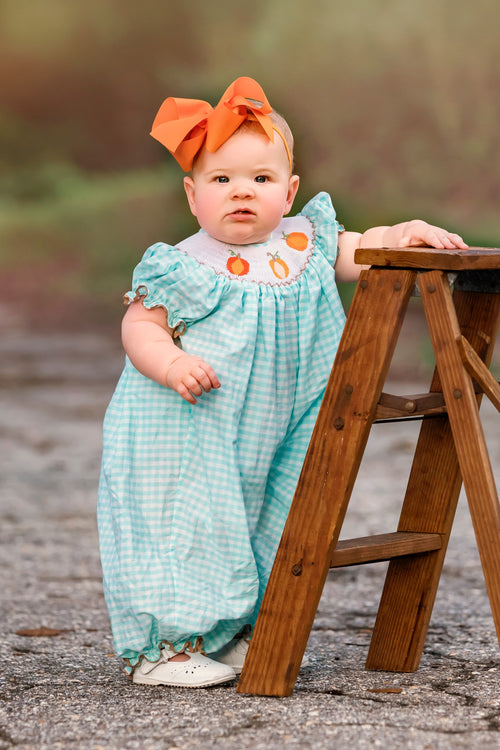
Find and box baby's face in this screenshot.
[183,129,299,245]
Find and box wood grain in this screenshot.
[238,249,500,695]
[355,245,500,271]
[238,268,416,696]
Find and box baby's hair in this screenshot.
[268,110,295,165]
[235,110,295,171]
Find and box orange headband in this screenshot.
[150,76,292,172]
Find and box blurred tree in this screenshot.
[1,0,499,330]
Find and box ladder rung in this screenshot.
[374,381,488,421]
[330,531,443,568]
[375,391,447,420]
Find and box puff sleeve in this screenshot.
[299,192,344,266]
[124,242,226,331]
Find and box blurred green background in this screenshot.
[1,0,499,332]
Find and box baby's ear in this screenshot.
[284,174,300,215]
[183,176,197,216]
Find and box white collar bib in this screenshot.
[176,214,315,286]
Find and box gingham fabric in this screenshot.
[97,192,346,669]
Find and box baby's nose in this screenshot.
[231,180,255,198]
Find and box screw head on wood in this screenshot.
[334,417,345,430]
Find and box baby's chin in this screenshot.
[204,227,272,246]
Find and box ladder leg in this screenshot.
[366,411,461,671]
[237,267,416,696]
[422,272,500,642]
[367,272,500,671]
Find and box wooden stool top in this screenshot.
[355,246,500,271]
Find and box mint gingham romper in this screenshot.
[97,192,346,669]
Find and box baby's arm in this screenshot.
[122,301,220,404]
[335,220,468,283]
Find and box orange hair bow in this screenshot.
[150,76,281,172]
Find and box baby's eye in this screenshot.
[255,175,268,183]
[215,175,229,183]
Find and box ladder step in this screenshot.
[375,391,447,420]
[375,381,492,422]
[330,532,443,568]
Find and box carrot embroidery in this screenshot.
[282,231,308,251]
[226,249,250,276]
[268,251,289,279]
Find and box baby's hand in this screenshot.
[165,353,221,404]
[398,220,468,250]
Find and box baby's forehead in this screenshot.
[193,129,290,173]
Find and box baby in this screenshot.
[98,76,466,688]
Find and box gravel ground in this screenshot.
[0,313,499,750]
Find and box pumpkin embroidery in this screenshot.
[268,251,289,279]
[282,231,308,252]
[176,213,317,285]
[226,249,250,276]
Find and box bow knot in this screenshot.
[151,77,278,171]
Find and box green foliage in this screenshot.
[0,164,197,326]
[1,0,499,330]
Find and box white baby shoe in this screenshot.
[211,635,310,674]
[132,645,236,687]
[210,637,250,674]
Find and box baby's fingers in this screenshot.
[180,363,221,404]
[399,222,468,251]
[423,227,468,250]
[446,232,468,250]
[177,372,208,404]
[166,355,220,403]
[177,382,199,404]
[197,362,221,391]
[426,229,448,249]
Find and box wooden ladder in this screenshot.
[237,246,500,697]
